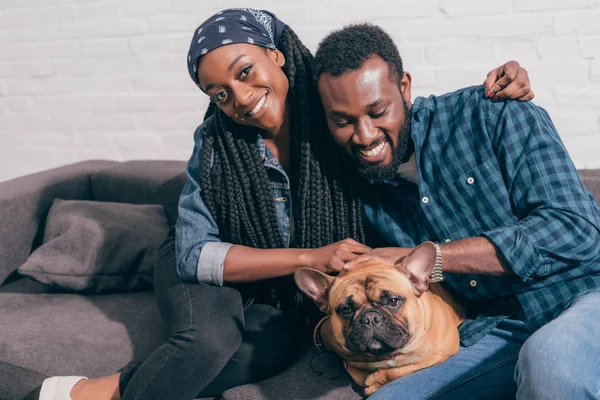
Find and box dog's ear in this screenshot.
[294,268,336,313]
[395,242,437,296]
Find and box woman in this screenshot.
[40,8,534,400]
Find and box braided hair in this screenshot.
[200,25,365,319]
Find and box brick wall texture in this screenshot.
[1,0,599,181]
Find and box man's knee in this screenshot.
[516,325,587,397]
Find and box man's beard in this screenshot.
[356,99,412,184]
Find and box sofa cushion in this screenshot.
[91,160,186,212]
[580,169,600,203]
[18,199,169,293]
[0,275,55,294]
[0,290,167,380]
[0,160,117,287]
[159,172,187,226]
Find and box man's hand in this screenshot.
[343,247,413,272]
[302,238,371,274]
[484,60,534,102]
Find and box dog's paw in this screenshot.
[364,374,383,396]
[363,383,382,396]
[364,373,376,387]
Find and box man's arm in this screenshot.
[343,237,509,276]
[346,101,600,280]
[438,237,508,275]
[478,100,600,280]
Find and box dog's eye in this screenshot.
[385,298,403,309]
[339,305,353,316]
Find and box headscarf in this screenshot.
[187,8,285,89]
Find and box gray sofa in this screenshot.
[0,160,360,400]
[2,160,599,400]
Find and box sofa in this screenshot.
[0,160,361,400]
[1,160,599,400]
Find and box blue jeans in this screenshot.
[369,291,600,400]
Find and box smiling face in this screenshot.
[317,56,413,182]
[197,43,289,134]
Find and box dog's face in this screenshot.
[295,243,437,357]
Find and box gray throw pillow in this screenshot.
[18,199,170,293]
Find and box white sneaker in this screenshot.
[39,376,87,400]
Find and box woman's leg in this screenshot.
[72,230,299,400]
[69,230,246,400]
[121,229,299,399]
[118,231,247,400]
[197,303,299,398]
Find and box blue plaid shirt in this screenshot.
[362,85,600,346]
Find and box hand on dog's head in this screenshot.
[294,242,437,356]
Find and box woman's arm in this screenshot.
[176,120,370,285]
[483,60,534,101]
[223,238,371,282]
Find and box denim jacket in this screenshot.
[175,116,293,284]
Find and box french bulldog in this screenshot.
[294,242,465,395]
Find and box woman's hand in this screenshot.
[484,60,534,101]
[302,238,371,274]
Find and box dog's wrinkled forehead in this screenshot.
[329,266,413,308]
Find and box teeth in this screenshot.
[248,95,266,116]
[360,141,386,158]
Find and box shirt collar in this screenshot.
[255,134,281,169]
[256,134,267,160]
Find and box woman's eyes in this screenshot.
[212,66,253,103]
[214,91,227,103]
[240,66,252,79]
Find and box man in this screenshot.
[313,23,600,400]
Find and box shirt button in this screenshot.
[445,239,452,243]
[422,196,429,204]
[467,177,475,185]
[470,280,477,287]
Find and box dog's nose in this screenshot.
[360,311,383,327]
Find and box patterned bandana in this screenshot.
[187,8,285,89]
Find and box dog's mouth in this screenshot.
[346,327,410,356]
[365,337,395,356]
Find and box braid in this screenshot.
[199,25,365,318]
[278,25,365,247]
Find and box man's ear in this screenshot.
[294,268,335,313]
[395,241,436,296]
[266,48,286,68]
[400,71,412,107]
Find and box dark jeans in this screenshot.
[118,231,299,400]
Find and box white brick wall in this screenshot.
[1,0,599,182]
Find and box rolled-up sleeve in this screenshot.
[480,101,600,280]
[175,120,233,284]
